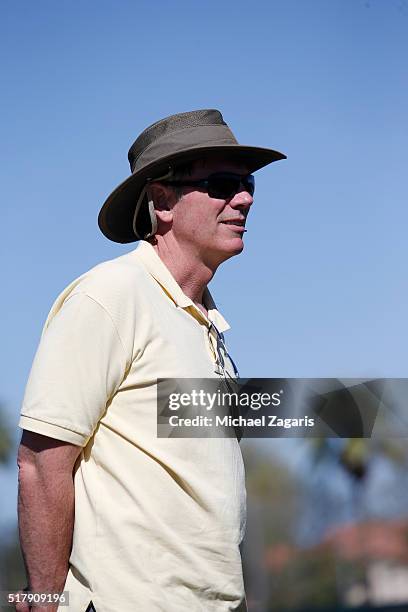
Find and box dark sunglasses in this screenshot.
[160,172,255,200]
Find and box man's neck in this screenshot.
[151,238,216,309]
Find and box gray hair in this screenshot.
[169,161,195,201]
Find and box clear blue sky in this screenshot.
[1,0,408,528]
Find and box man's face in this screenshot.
[167,157,254,268]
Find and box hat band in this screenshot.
[131,124,238,173]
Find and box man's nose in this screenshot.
[229,185,254,211]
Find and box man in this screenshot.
[17,109,285,612]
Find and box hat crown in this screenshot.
[128,109,228,172]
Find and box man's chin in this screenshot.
[231,241,245,256]
[204,238,246,269]
[218,239,245,262]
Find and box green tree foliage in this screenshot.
[0,403,25,592]
[0,405,13,465]
[242,442,339,610]
[312,438,407,483]
[0,528,26,591]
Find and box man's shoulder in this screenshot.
[45,248,150,328]
[76,248,147,298]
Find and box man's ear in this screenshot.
[148,183,175,230]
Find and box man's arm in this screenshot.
[17,430,82,609]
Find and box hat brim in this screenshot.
[98,144,286,243]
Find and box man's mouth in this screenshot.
[220,219,247,232]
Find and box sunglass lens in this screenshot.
[208,177,239,199]
[243,175,255,196]
[207,175,255,199]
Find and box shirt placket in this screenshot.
[183,305,224,374]
[184,305,243,440]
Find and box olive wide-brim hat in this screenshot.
[98,109,286,243]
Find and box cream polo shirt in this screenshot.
[19,241,247,612]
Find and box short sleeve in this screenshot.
[19,293,128,446]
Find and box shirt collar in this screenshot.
[134,240,230,333]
